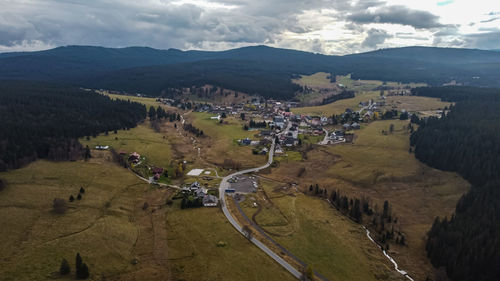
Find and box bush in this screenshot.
[53,198,67,214]
[76,263,89,279]
[59,258,70,275]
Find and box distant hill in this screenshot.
[1,45,500,99]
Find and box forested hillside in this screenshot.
[2,46,500,99]
[0,81,146,171]
[410,86,500,281]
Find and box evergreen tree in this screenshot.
[75,253,82,271]
[59,258,70,275]
[76,263,89,279]
[84,145,91,160]
[148,106,157,120]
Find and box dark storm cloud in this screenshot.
[464,31,500,49]
[0,0,497,54]
[347,5,445,29]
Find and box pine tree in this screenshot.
[75,253,82,271]
[76,262,89,279]
[77,193,82,200]
[79,187,85,194]
[59,258,70,275]
[83,145,91,160]
[69,195,74,202]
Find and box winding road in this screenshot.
[218,139,303,279]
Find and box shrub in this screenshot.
[76,263,89,279]
[59,258,70,275]
[53,198,67,214]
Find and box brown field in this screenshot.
[292,91,380,116]
[237,179,404,281]
[187,112,267,169]
[0,159,164,281]
[262,120,469,281]
[384,96,451,112]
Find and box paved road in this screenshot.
[319,128,329,145]
[218,138,303,279]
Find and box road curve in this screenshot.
[218,139,302,279]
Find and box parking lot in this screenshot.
[228,175,258,193]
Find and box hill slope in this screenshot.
[1,45,500,98]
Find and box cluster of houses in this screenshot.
[181,181,219,207]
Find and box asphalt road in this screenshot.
[218,138,302,279]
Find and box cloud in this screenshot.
[0,0,497,54]
[361,28,392,48]
[347,5,445,29]
[463,31,500,49]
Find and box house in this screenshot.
[203,194,219,207]
[152,167,164,174]
[95,145,109,150]
[334,129,344,136]
[351,122,361,129]
[129,152,141,164]
[343,123,351,130]
[183,181,201,192]
[275,145,284,154]
[210,115,221,120]
[195,188,207,198]
[240,138,252,145]
[283,137,298,147]
[260,130,272,137]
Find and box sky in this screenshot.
[1,0,499,54]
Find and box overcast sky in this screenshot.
[1,0,499,54]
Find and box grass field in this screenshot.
[335,75,426,92]
[292,72,335,88]
[292,72,338,105]
[101,91,161,109]
[263,120,469,280]
[0,160,148,281]
[188,112,267,168]
[80,122,173,168]
[239,180,401,281]
[292,91,379,116]
[165,199,296,281]
[384,96,451,112]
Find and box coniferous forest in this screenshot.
[410,86,500,281]
[0,81,146,171]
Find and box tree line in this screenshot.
[0,81,146,171]
[411,86,500,281]
[307,184,405,249]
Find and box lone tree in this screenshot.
[59,258,70,275]
[75,253,89,279]
[83,145,91,161]
[53,198,67,214]
[242,225,253,240]
[76,253,82,270]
